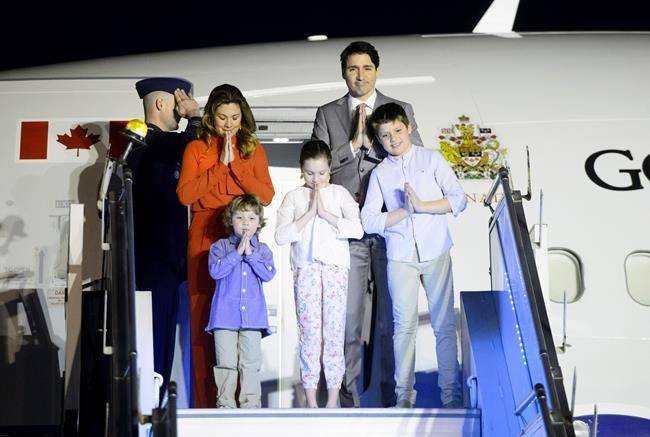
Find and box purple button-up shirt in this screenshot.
[205,233,276,337]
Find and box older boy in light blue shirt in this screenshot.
[361,103,466,408]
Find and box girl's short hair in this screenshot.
[223,194,266,231]
[299,139,332,167]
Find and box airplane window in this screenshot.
[548,248,584,303]
[625,251,650,306]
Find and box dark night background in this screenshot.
[2,0,649,71]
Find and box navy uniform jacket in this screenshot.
[127,117,201,264]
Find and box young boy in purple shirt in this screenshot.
[206,194,276,408]
[361,103,467,408]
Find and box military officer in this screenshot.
[128,77,200,405]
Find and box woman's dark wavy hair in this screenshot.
[199,84,258,158]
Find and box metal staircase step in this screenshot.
[177,407,481,436]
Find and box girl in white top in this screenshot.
[275,140,363,408]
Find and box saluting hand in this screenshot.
[174,89,200,118]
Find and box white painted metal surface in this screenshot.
[177,408,481,437]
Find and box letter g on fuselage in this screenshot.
[585,149,650,191]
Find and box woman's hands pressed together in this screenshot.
[220,132,235,166]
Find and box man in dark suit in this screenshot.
[128,77,200,405]
[312,41,423,407]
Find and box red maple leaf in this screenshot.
[57,125,101,157]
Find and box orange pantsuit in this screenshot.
[177,135,274,407]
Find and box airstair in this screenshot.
[0,168,578,436]
[169,168,575,437]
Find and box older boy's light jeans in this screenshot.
[387,251,461,406]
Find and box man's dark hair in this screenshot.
[340,41,380,73]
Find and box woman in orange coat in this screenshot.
[177,84,275,407]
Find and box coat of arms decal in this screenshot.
[438,115,507,179]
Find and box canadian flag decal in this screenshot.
[56,125,101,157]
[19,121,49,159]
[17,120,129,163]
